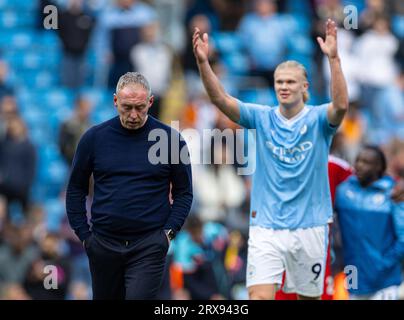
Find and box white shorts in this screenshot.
[246,225,328,298]
[349,286,399,300]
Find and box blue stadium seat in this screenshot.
[49,106,72,132]
[14,70,58,89]
[222,52,249,75]
[342,0,366,14]
[37,144,68,183]
[211,32,242,54]
[392,15,404,39]
[44,198,66,233]
[21,108,48,128]
[5,50,60,71]
[43,89,75,109]
[40,31,62,50]
[80,87,113,108]
[285,0,313,15]
[0,31,36,50]
[29,125,54,147]
[283,14,311,35]
[287,34,314,56]
[239,88,277,106]
[0,0,38,10]
[91,107,116,124]
[0,10,36,29]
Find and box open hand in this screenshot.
[317,19,339,59]
[193,27,209,64]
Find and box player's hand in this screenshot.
[193,27,209,64]
[317,19,338,59]
[392,179,404,203]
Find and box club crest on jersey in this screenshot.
[372,193,385,206]
[346,189,355,200]
[300,124,307,135]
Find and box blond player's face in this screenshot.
[274,68,308,107]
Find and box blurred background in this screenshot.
[0,0,403,300]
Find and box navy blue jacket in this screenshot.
[66,116,193,241]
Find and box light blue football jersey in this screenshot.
[237,100,337,230]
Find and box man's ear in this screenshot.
[113,94,118,107]
[148,95,154,107]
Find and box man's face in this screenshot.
[274,67,308,108]
[114,84,153,130]
[354,149,381,186]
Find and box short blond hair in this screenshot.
[274,60,310,103]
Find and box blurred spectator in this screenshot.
[182,14,216,99]
[311,0,345,99]
[0,223,39,291]
[0,283,31,300]
[0,61,14,101]
[356,15,399,137]
[185,0,219,30]
[153,0,187,53]
[130,22,174,119]
[95,0,157,88]
[57,0,96,89]
[313,0,345,27]
[67,281,91,300]
[335,146,404,300]
[0,116,37,215]
[58,96,92,165]
[210,0,247,31]
[395,39,404,72]
[389,140,404,179]
[370,71,404,145]
[390,0,404,15]
[237,0,289,87]
[193,141,246,223]
[23,233,71,300]
[173,215,226,300]
[359,0,390,33]
[223,230,248,299]
[0,96,19,141]
[339,102,365,163]
[323,28,361,103]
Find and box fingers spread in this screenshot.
[326,19,337,37]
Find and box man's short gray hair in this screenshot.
[116,72,152,97]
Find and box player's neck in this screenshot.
[279,102,305,119]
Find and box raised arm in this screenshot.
[317,19,349,127]
[193,27,240,123]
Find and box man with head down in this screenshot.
[66,72,193,299]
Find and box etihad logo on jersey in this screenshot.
[266,141,313,164]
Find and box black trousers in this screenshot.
[85,229,169,300]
